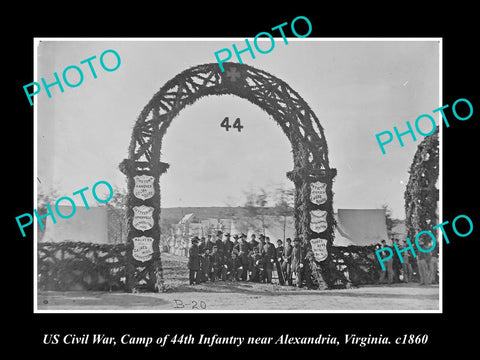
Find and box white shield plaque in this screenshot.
[310,238,328,262]
[310,210,328,233]
[133,175,155,200]
[132,236,154,262]
[132,205,154,231]
[310,181,327,205]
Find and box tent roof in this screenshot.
[333,213,355,246]
[334,209,389,246]
[179,213,195,224]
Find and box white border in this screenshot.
[33,37,443,314]
[33,38,39,313]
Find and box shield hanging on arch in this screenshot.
[310,209,328,233]
[133,175,155,200]
[310,181,327,205]
[310,238,328,262]
[132,205,154,231]
[132,236,154,262]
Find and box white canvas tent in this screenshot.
[179,213,195,224]
[334,209,390,247]
[333,213,355,247]
[41,205,109,244]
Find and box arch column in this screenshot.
[119,157,169,292]
[287,166,346,288]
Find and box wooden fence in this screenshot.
[38,242,127,291]
[38,241,392,291]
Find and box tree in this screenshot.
[223,203,250,235]
[382,203,395,238]
[222,198,239,234]
[105,186,128,244]
[256,188,269,235]
[36,187,59,241]
[272,186,294,241]
[243,187,269,235]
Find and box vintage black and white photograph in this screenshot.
[34,38,441,312]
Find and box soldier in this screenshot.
[220,255,230,281]
[379,239,394,284]
[222,233,234,261]
[276,239,285,262]
[291,237,305,287]
[187,237,201,285]
[258,234,266,255]
[237,234,250,280]
[303,250,316,289]
[263,236,276,284]
[431,254,439,284]
[226,252,243,281]
[215,230,224,257]
[198,236,207,282]
[249,233,259,253]
[256,235,266,281]
[202,248,212,282]
[374,243,383,284]
[248,247,263,282]
[400,240,413,283]
[198,236,206,254]
[417,238,433,285]
[275,239,286,285]
[205,234,216,252]
[303,237,312,252]
[232,234,240,253]
[283,238,293,285]
[210,245,223,281]
[392,238,402,283]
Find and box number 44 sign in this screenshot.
[221,117,243,132]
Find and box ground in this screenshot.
[37,253,439,311]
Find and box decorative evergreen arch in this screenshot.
[404,127,439,246]
[120,62,346,292]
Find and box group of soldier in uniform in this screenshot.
[375,238,439,285]
[187,231,321,288]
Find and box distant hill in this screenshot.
[160,206,292,224]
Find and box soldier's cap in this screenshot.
[259,234,265,238]
[277,239,282,243]
[241,233,247,238]
[216,231,223,236]
[233,234,239,239]
[225,233,230,236]
[191,237,199,244]
[286,238,292,242]
[293,237,301,242]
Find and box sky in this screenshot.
[36,39,440,219]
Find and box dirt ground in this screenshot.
[37,253,440,311]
